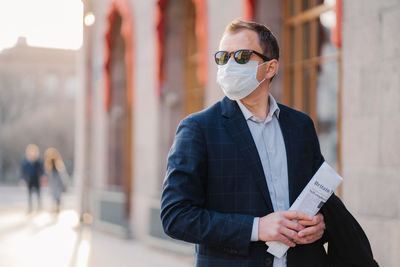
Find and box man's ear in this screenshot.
[265,59,279,80]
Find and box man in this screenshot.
[161,19,378,267]
[21,144,44,212]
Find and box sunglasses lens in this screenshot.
[215,51,229,65]
[235,50,252,64]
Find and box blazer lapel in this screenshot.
[221,97,274,211]
[277,104,296,205]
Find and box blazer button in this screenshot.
[264,257,273,265]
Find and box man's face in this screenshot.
[218,29,267,83]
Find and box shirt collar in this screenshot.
[236,93,280,121]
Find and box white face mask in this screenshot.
[216,58,267,100]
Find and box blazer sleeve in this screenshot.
[309,118,379,267]
[160,117,254,256]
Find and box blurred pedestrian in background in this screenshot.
[20,144,44,213]
[44,147,70,213]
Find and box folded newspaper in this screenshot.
[265,162,343,258]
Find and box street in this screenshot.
[0,185,194,267]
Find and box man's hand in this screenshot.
[258,211,312,247]
[296,213,325,244]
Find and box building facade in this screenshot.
[75,0,400,265]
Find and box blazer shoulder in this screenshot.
[181,100,222,127]
[278,103,314,127]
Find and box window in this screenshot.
[45,74,59,96]
[65,75,77,99]
[283,0,341,172]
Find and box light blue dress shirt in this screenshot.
[237,94,289,267]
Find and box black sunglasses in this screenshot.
[214,49,270,65]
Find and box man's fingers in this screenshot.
[286,213,325,244]
[299,216,325,237]
[279,226,299,241]
[298,213,324,226]
[296,229,324,244]
[283,219,305,232]
[259,212,324,244]
[282,211,312,221]
[298,225,317,237]
[298,219,317,226]
[298,224,324,237]
[276,233,296,247]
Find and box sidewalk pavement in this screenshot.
[0,185,194,267]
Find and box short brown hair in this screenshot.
[223,19,280,61]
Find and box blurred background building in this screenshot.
[75,0,400,266]
[0,37,76,183]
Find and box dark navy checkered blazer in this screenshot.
[161,97,377,267]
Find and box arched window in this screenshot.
[156,0,208,184]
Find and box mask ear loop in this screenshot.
[258,60,269,67]
[256,60,269,85]
[259,60,278,85]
